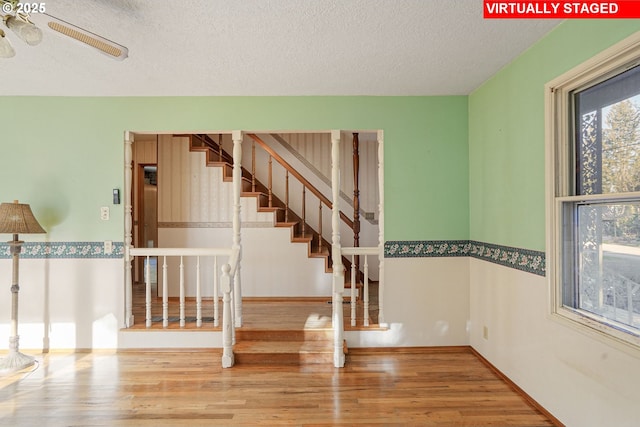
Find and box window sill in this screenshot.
[549,307,640,359]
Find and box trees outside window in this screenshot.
[547,35,640,350]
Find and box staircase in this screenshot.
[230,299,351,365]
[188,133,359,285]
[185,134,362,366]
[126,133,381,366]
[234,329,336,365]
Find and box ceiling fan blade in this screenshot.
[31,12,128,60]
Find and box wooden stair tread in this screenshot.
[233,326,340,365]
[236,328,333,341]
[309,250,330,257]
[257,206,284,213]
[275,221,299,228]
[235,340,333,353]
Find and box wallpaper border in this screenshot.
[0,242,125,259]
[384,240,546,276]
[0,240,546,276]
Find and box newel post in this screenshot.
[124,131,134,328]
[231,130,243,327]
[331,130,345,368]
[352,132,361,272]
[221,264,235,368]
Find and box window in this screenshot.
[547,33,640,351]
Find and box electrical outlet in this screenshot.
[483,326,489,340]
[104,240,113,255]
[100,206,110,221]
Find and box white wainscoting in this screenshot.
[0,258,123,351]
[469,258,640,427]
[347,257,470,348]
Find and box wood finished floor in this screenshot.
[0,348,557,427]
[129,280,380,330]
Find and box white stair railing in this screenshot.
[330,130,385,368]
[342,247,379,327]
[128,247,233,328]
[124,130,243,369]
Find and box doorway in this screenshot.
[136,165,158,286]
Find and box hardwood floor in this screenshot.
[5,281,559,425]
[0,348,558,426]
[129,280,380,330]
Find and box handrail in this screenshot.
[129,247,233,257]
[247,133,354,230]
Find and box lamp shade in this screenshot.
[0,30,16,58]
[5,16,43,46]
[0,200,45,234]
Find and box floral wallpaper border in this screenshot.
[0,242,124,259]
[0,240,545,276]
[384,240,546,276]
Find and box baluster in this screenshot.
[145,256,151,328]
[351,254,356,327]
[196,256,202,328]
[318,201,323,253]
[268,155,273,208]
[179,256,185,328]
[213,256,219,327]
[232,275,237,345]
[218,133,223,162]
[353,133,361,277]
[251,139,256,192]
[285,170,289,222]
[364,255,370,327]
[301,186,306,237]
[162,256,168,328]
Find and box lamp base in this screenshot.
[0,350,35,373]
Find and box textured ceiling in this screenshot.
[1,0,561,96]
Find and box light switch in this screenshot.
[104,240,113,254]
[100,206,110,220]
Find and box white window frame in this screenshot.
[546,31,640,354]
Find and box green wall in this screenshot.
[0,96,468,242]
[6,20,637,252]
[469,20,640,251]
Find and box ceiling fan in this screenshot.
[0,0,128,59]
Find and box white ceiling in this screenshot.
[1,0,561,96]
